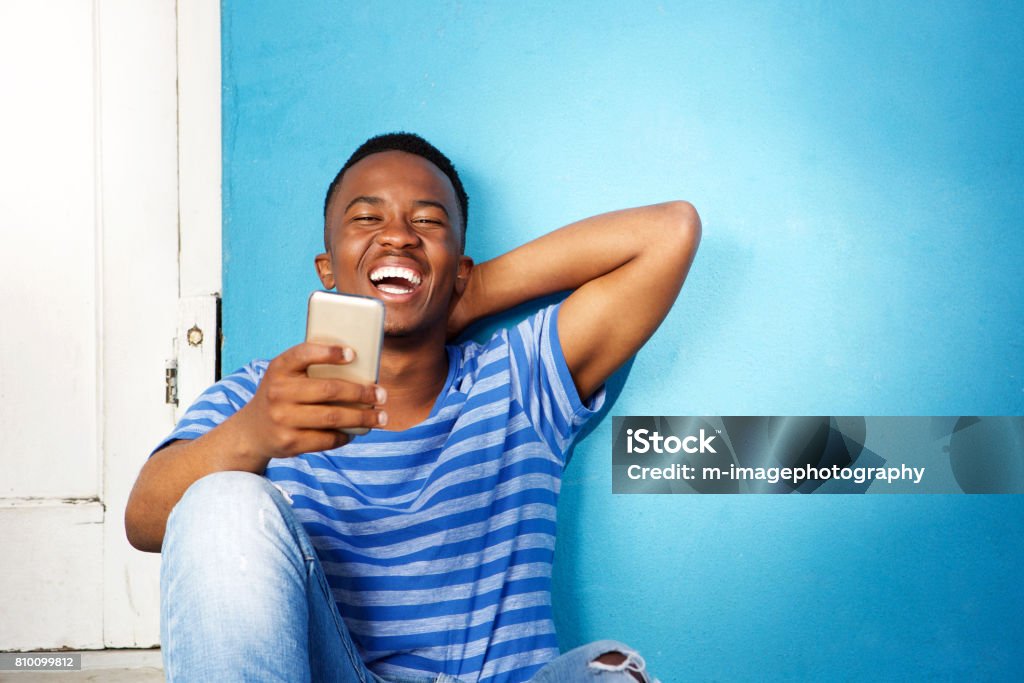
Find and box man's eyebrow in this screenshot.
[344,196,451,219]
[412,199,450,217]
[345,195,384,212]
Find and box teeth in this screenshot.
[369,266,422,286]
[377,284,413,294]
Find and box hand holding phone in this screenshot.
[305,291,385,435]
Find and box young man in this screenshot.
[125,133,700,683]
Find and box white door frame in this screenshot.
[101,0,222,648]
[173,0,222,421]
[96,0,181,646]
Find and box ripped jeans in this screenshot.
[160,471,657,683]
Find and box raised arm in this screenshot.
[450,201,701,401]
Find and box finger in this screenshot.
[268,377,386,407]
[287,403,388,431]
[274,342,354,374]
[296,428,352,454]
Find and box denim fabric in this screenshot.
[160,471,655,683]
[531,641,657,683]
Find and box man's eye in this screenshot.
[353,216,380,223]
[414,218,443,226]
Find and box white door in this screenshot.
[0,0,220,650]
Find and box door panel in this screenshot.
[0,0,99,501]
[0,0,218,650]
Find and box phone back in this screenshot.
[305,290,385,386]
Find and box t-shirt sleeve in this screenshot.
[149,361,267,456]
[506,302,606,459]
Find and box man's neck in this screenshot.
[376,328,450,431]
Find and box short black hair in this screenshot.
[323,132,469,250]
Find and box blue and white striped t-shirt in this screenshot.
[155,303,605,683]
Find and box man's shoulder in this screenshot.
[222,359,269,384]
[199,359,269,405]
[446,304,563,391]
[457,303,560,355]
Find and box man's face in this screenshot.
[316,150,472,338]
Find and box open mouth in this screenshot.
[368,265,423,296]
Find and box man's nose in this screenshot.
[375,217,421,248]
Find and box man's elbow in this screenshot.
[124,498,163,553]
[658,200,702,259]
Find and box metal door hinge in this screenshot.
[165,359,178,405]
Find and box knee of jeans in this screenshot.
[588,641,656,683]
[184,470,275,507]
[169,471,280,533]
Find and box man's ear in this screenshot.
[314,253,335,290]
[455,255,474,295]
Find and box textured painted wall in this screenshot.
[222,1,1024,678]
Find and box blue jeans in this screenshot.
[160,471,656,683]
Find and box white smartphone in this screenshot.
[305,291,385,435]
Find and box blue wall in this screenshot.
[222,2,1024,679]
